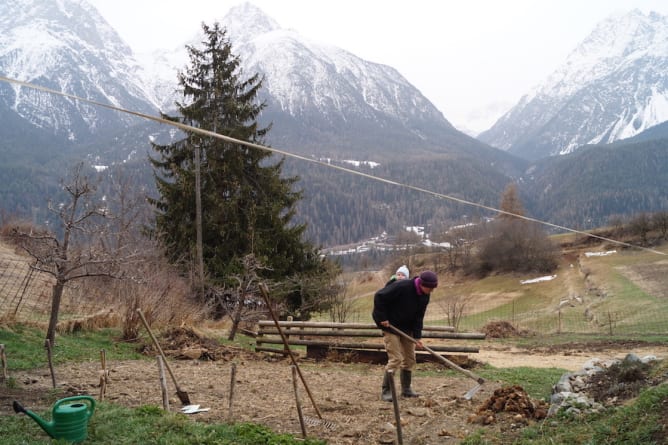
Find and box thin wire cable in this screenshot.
[1,75,665,256]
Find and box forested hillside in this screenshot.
[285,153,518,246]
[523,138,668,230]
[3,133,668,248]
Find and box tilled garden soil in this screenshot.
[4,333,668,444]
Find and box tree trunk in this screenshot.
[46,281,65,346]
[227,304,243,341]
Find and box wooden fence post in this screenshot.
[291,365,307,438]
[99,349,109,400]
[0,344,7,382]
[157,356,170,411]
[228,362,237,419]
[284,316,293,352]
[387,370,403,445]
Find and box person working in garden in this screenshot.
[372,270,438,401]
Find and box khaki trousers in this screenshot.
[382,331,416,372]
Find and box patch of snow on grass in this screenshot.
[584,250,617,257]
[520,275,557,285]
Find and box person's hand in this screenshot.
[415,339,424,350]
[380,320,389,327]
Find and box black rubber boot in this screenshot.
[381,372,393,402]
[400,369,419,397]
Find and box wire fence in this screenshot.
[454,300,668,336]
[366,303,668,338]
[0,256,110,325]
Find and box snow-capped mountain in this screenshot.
[0,0,505,164]
[478,9,668,161]
[0,0,158,144]
[148,2,498,161]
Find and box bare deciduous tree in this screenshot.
[438,294,472,331]
[223,255,268,341]
[629,213,651,245]
[653,211,668,240]
[10,163,120,345]
[325,278,352,323]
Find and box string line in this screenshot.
[1,75,664,256]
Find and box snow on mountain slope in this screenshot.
[478,9,668,160]
[0,0,158,141]
[144,2,462,157]
[0,0,507,164]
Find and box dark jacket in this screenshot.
[384,276,398,287]
[372,278,430,339]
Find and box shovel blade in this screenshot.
[464,382,483,400]
[177,390,191,405]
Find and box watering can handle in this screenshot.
[54,395,96,418]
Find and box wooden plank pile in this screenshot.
[254,321,486,364]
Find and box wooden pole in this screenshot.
[258,283,322,419]
[0,344,7,383]
[44,339,56,389]
[284,316,293,353]
[228,362,236,419]
[194,145,204,288]
[257,321,456,332]
[99,349,108,400]
[157,356,170,411]
[387,370,403,445]
[291,365,307,438]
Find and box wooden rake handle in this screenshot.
[387,323,484,384]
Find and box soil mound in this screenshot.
[481,321,528,338]
[470,385,548,426]
[139,326,241,361]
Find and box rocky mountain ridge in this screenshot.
[479,9,668,161]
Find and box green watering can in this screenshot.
[13,395,96,443]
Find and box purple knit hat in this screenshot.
[419,270,438,288]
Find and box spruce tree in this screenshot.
[149,22,326,288]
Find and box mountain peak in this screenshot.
[479,9,668,160]
[535,9,668,99]
[222,2,281,46]
[0,0,158,141]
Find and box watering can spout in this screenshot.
[13,400,56,438]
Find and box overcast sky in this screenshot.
[88,0,668,134]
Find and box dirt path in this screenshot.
[476,342,668,370]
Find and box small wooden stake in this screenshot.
[99,349,109,400]
[258,283,322,419]
[228,362,236,418]
[0,344,7,383]
[157,356,170,411]
[387,370,403,445]
[292,365,307,438]
[44,339,56,389]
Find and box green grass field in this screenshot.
[337,243,668,336]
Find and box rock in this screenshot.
[553,373,573,393]
[379,422,395,433]
[624,353,640,363]
[406,407,430,417]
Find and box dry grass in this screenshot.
[338,242,668,336]
[56,309,122,334]
[0,237,207,338]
